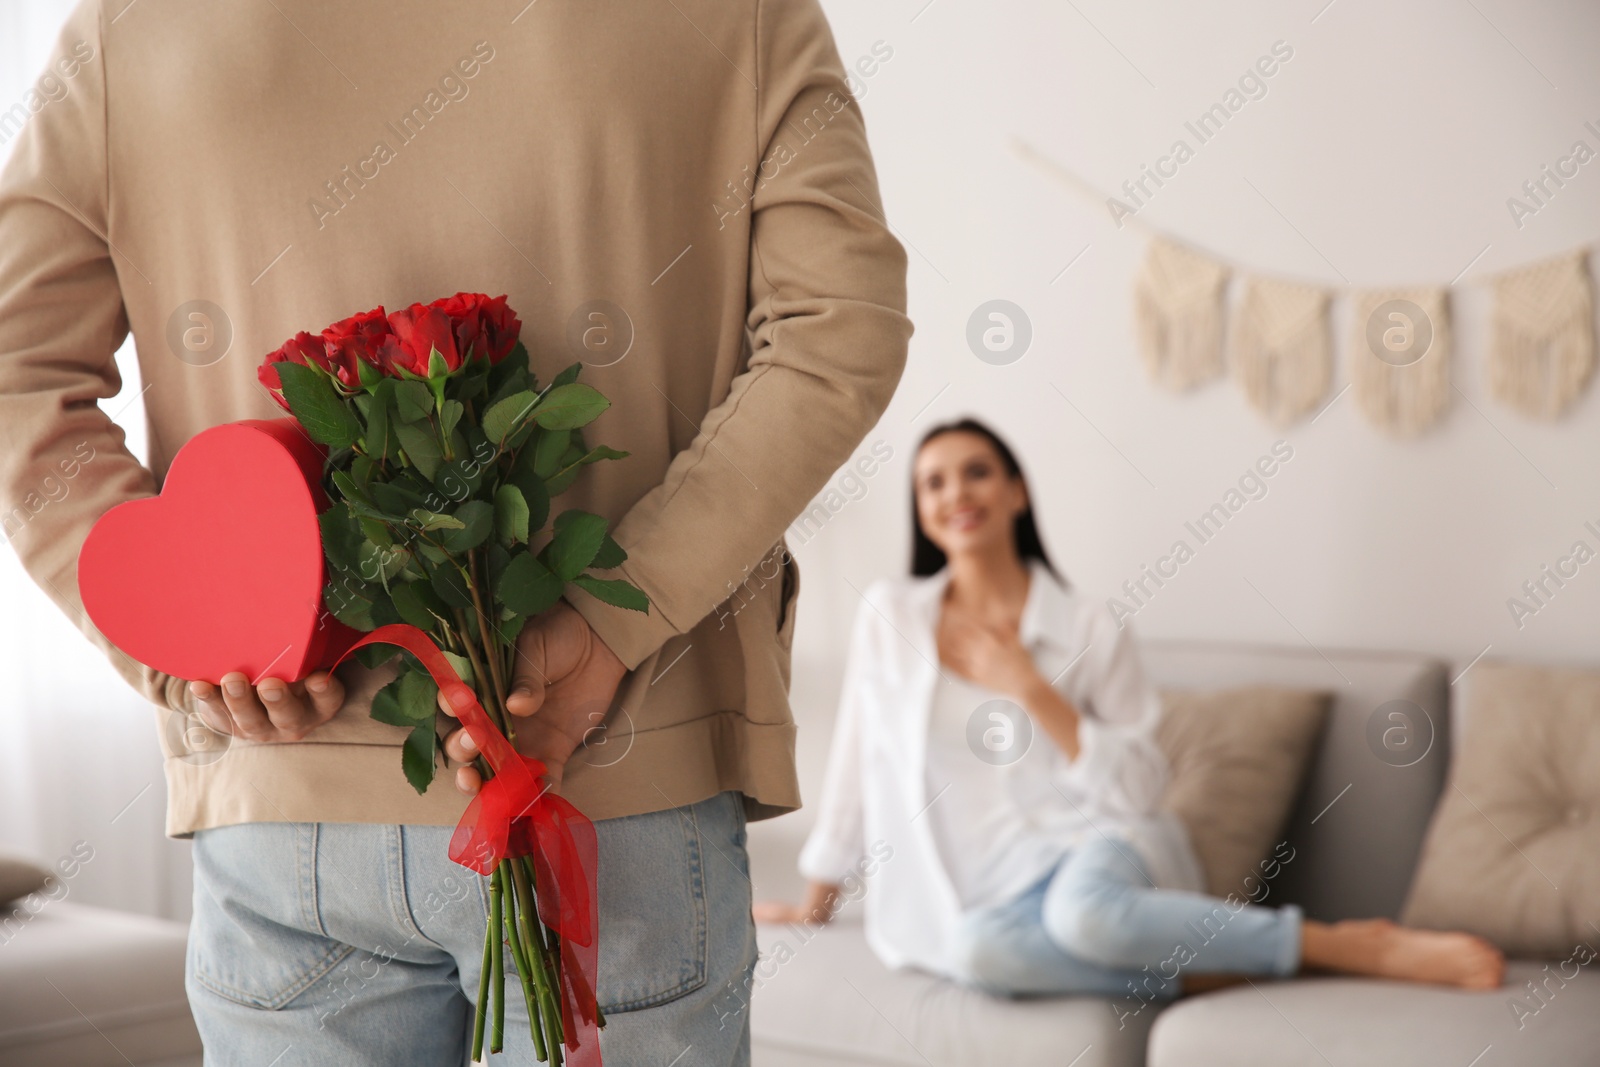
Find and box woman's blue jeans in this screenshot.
[950,837,1302,1014]
[184,789,758,1066]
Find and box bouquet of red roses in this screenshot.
[260,292,640,1063]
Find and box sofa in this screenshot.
[0,900,202,1067]
[746,638,1600,1065]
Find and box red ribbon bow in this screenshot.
[331,623,601,1064]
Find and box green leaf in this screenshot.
[486,543,512,591]
[494,485,530,546]
[351,453,377,487]
[395,380,434,422]
[571,574,649,613]
[391,580,440,630]
[370,672,407,726]
[592,534,627,569]
[363,379,395,461]
[551,361,582,389]
[368,481,413,516]
[331,473,371,511]
[440,398,464,440]
[358,541,410,585]
[369,589,401,627]
[358,517,393,546]
[546,510,608,580]
[497,551,564,616]
[324,576,376,630]
[394,421,443,481]
[557,444,630,476]
[353,643,396,670]
[532,428,570,479]
[430,560,474,610]
[483,390,539,444]
[489,342,531,392]
[433,455,485,506]
[544,464,582,497]
[487,363,529,410]
[274,362,362,448]
[497,611,525,644]
[441,500,494,554]
[533,383,609,430]
[408,508,466,531]
[441,650,475,686]
[319,503,363,572]
[519,471,550,532]
[402,722,437,794]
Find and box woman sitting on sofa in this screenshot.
[754,417,1503,998]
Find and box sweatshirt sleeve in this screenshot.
[0,1,193,715]
[796,589,878,884]
[1052,605,1170,818]
[562,0,914,669]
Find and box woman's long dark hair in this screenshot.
[910,417,1065,584]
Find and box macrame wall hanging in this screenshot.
[1134,237,1230,391]
[1011,138,1599,438]
[1348,289,1452,438]
[1488,251,1594,420]
[1230,278,1330,427]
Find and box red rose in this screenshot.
[257,331,331,410]
[431,292,522,366]
[320,306,390,388]
[386,303,461,377]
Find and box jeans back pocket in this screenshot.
[592,795,717,1013]
[189,823,356,1010]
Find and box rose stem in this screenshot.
[510,858,564,1055]
[471,912,492,1062]
[489,867,506,1054]
[498,859,548,1061]
[466,549,514,725]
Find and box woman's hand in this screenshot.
[937,612,1044,700]
[186,670,346,742]
[753,881,841,926]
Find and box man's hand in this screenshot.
[440,600,628,796]
[186,670,347,742]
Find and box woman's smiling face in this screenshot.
[913,430,1028,560]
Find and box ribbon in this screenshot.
[329,623,602,1064]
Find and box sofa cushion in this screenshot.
[1401,660,1600,956]
[1141,641,1450,921]
[0,850,49,905]
[1147,961,1600,1066]
[751,914,1152,1067]
[1156,686,1330,897]
[0,901,201,1066]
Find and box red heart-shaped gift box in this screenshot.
[78,418,360,686]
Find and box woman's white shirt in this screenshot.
[797,558,1204,980]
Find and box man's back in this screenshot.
[0,0,912,834]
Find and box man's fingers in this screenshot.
[301,670,345,720]
[256,677,319,738]
[506,619,552,717]
[443,725,478,764]
[454,764,482,796]
[188,681,233,735]
[219,672,274,738]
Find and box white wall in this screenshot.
[794,0,1600,725]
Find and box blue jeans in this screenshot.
[949,837,1301,1005]
[185,789,758,1066]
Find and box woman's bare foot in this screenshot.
[1301,918,1505,990]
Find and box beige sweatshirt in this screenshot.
[0,0,911,836]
